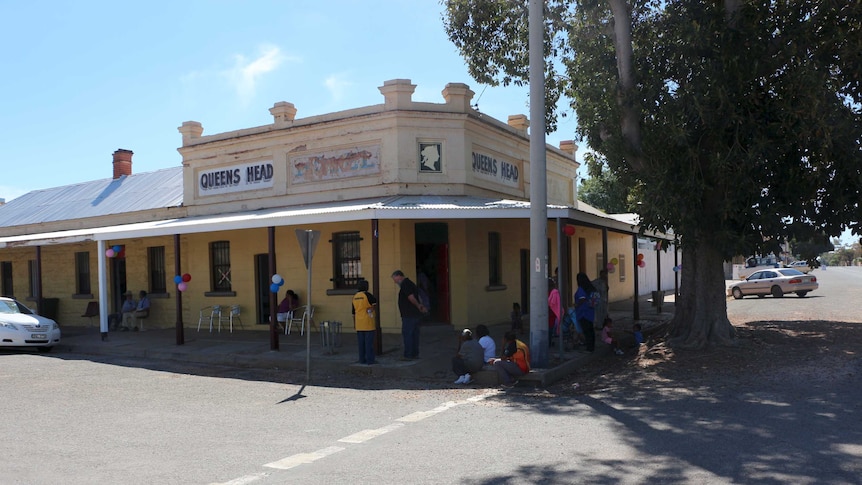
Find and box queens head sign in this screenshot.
[198,161,274,196]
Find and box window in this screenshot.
[75,251,91,295]
[148,246,167,294]
[1,261,12,297]
[488,232,502,286]
[331,232,362,290]
[210,241,232,292]
[28,260,37,297]
[619,254,626,282]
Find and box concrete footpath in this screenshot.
[55,294,675,387]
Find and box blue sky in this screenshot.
[0,0,577,202]
[0,1,854,245]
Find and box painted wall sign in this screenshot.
[290,145,381,184]
[471,151,520,188]
[198,160,274,196]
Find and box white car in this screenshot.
[788,261,812,273]
[727,268,818,299]
[0,297,61,352]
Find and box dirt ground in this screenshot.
[546,317,862,396]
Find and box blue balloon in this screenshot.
[174,275,183,284]
[270,283,280,293]
[112,245,121,253]
[277,279,285,286]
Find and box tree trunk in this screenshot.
[667,238,737,349]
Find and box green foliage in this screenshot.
[444,1,862,259]
[578,152,632,213]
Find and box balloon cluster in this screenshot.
[105,245,122,258]
[637,253,646,268]
[173,273,192,292]
[607,257,619,273]
[270,274,284,293]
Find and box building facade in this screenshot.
[0,79,674,338]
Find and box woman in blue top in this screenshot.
[574,273,597,352]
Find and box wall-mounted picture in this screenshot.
[419,142,442,173]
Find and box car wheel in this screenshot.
[37,346,53,353]
[771,286,784,298]
[732,287,743,300]
[796,291,809,298]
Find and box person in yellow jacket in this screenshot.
[352,280,378,365]
[492,331,531,388]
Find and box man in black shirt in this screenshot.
[391,269,427,359]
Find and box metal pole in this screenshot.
[306,230,312,382]
[555,218,564,358]
[633,235,640,320]
[268,227,279,350]
[529,0,549,368]
[97,240,108,340]
[174,234,184,345]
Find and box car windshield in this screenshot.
[778,269,804,276]
[0,300,24,314]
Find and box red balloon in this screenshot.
[563,225,576,236]
[182,273,191,282]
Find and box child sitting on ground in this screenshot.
[631,323,644,347]
[601,316,624,355]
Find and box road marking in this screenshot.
[263,446,345,470]
[208,472,269,485]
[338,422,405,443]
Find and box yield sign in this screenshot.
[295,229,321,269]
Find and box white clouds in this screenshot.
[324,74,352,104]
[223,45,295,105]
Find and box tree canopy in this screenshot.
[445,0,862,349]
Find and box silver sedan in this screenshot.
[728,268,819,299]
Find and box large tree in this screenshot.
[445,0,862,349]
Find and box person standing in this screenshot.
[351,280,378,365]
[591,269,609,330]
[391,269,426,360]
[575,273,598,352]
[548,278,562,346]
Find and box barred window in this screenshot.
[210,241,232,292]
[1,261,12,297]
[28,260,37,297]
[148,246,167,294]
[331,232,362,290]
[488,232,502,286]
[75,252,91,295]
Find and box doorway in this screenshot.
[519,249,530,314]
[109,252,127,316]
[254,254,271,325]
[414,222,450,325]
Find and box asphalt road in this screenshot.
[2,267,860,484]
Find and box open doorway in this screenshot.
[414,222,450,325]
[254,254,271,325]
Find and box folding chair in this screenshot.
[229,304,243,332]
[287,305,314,336]
[81,301,99,327]
[197,305,224,332]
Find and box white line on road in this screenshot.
[208,472,269,485]
[263,446,345,470]
[338,422,405,443]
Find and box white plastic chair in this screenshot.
[197,305,224,332]
[229,304,243,332]
[287,305,314,335]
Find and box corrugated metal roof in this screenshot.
[0,167,183,227]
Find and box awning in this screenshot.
[0,195,644,248]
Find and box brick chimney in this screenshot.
[112,149,133,179]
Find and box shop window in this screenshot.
[210,241,232,292]
[28,260,37,297]
[331,232,362,290]
[75,252,91,295]
[488,232,502,286]
[1,261,12,297]
[148,246,167,294]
